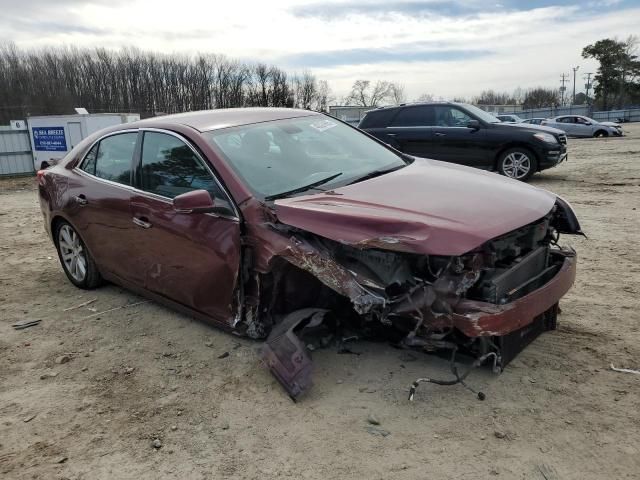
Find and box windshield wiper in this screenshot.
[264,173,343,201]
[347,164,406,186]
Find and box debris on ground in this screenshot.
[152,439,162,449]
[12,319,41,330]
[610,364,640,375]
[366,425,391,437]
[367,414,380,426]
[23,414,37,423]
[63,298,97,312]
[55,355,71,364]
[217,352,229,359]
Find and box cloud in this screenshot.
[282,47,492,68]
[0,0,639,100]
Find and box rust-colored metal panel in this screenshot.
[274,159,557,256]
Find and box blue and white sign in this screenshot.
[33,127,67,151]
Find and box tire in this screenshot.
[54,221,102,289]
[497,147,537,182]
[593,130,608,138]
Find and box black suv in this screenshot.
[359,102,567,181]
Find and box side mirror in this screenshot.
[467,119,481,130]
[173,189,216,214]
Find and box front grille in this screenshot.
[558,134,567,144]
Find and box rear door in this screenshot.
[384,106,435,157]
[429,105,488,167]
[70,131,142,283]
[129,130,241,323]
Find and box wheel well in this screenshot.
[494,143,538,170]
[40,161,50,170]
[51,216,65,242]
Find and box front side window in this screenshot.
[433,106,473,127]
[93,133,137,185]
[205,116,407,199]
[140,132,234,215]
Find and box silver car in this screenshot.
[521,118,546,125]
[542,115,623,138]
[495,114,524,123]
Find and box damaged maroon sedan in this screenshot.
[38,108,581,400]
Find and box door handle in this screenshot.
[132,216,152,229]
[74,194,88,206]
[434,132,447,137]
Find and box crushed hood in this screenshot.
[274,159,557,256]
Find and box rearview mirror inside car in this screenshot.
[467,119,481,130]
[173,189,216,214]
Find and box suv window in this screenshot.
[88,133,137,185]
[140,132,234,215]
[433,106,473,127]
[390,106,435,127]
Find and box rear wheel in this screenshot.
[54,221,102,289]
[593,130,608,138]
[497,148,537,182]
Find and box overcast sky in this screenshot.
[2,0,639,101]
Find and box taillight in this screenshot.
[36,170,46,186]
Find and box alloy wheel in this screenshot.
[58,225,87,282]
[502,152,531,180]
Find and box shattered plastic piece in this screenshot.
[261,308,328,400]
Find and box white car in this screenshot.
[495,114,524,123]
[542,115,623,138]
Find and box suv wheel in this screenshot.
[497,148,537,181]
[55,221,102,289]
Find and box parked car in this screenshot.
[521,118,547,125]
[495,114,524,123]
[359,102,568,181]
[542,115,624,137]
[38,108,582,399]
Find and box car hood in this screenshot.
[274,158,557,256]
[497,122,565,136]
[599,121,621,128]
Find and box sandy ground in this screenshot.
[1,125,639,480]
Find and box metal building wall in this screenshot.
[0,126,34,176]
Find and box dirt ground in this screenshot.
[1,125,639,480]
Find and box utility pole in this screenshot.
[560,73,568,106]
[572,66,580,105]
[584,72,594,105]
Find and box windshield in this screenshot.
[460,104,501,123]
[205,116,407,199]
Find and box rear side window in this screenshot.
[358,109,398,128]
[93,133,137,185]
[390,106,435,127]
[80,144,99,175]
[140,132,234,215]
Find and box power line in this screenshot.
[584,72,594,105]
[560,73,569,106]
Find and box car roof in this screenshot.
[127,107,320,132]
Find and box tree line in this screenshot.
[0,44,331,124]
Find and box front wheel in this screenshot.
[497,148,537,182]
[593,130,608,138]
[55,221,102,289]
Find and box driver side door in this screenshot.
[430,106,488,167]
[129,130,241,324]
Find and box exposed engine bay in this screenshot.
[251,201,579,400]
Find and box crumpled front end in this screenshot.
[252,200,581,399]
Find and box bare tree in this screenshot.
[389,82,407,104]
[345,79,393,107]
[415,92,435,102]
[0,43,328,122]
